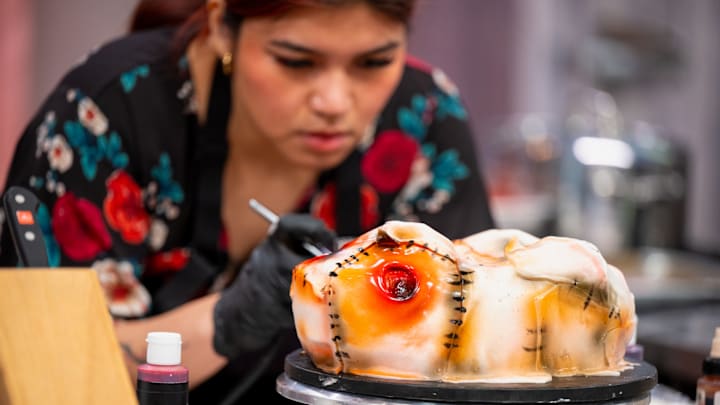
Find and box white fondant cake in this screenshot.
[290,221,635,383]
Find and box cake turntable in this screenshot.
[277,350,657,404]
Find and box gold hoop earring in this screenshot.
[221,52,233,75]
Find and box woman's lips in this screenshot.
[301,131,352,153]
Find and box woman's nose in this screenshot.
[309,71,352,120]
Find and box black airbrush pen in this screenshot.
[248,198,331,256]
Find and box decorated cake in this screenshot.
[290,221,636,383]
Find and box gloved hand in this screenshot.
[212,213,336,358]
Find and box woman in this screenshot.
[0,0,494,402]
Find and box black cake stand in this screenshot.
[277,349,657,404]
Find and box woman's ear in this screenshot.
[206,0,234,58]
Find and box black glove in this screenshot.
[212,213,336,358]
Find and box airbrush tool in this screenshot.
[248,198,331,257]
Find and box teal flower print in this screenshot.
[36,202,60,267]
[178,55,189,70]
[64,123,129,180]
[29,175,45,190]
[422,144,469,194]
[151,153,184,204]
[64,121,104,180]
[412,94,428,113]
[398,95,430,140]
[120,64,150,93]
[97,131,129,169]
[435,91,467,120]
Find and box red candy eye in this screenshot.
[378,262,419,301]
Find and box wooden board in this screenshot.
[0,269,137,405]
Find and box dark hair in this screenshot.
[130,0,416,52]
[129,0,205,33]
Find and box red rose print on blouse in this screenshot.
[145,248,190,276]
[52,192,112,261]
[104,170,151,244]
[312,183,379,232]
[361,130,419,193]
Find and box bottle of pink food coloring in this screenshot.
[136,332,189,405]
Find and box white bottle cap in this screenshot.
[145,332,182,366]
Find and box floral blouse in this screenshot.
[0,27,494,319]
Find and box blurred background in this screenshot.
[0,0,718,401]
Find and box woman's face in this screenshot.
[231,3,407,170]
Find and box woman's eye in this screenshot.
[359,58,393,68]
[275,57,314,69]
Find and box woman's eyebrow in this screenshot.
[268,40,401,56]
[360,41,401,56]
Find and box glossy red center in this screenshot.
[379,262,419,301]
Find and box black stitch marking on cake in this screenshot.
[325,279,346,370]
[522,345,544,352]
[411,242,456,265]
[527,327,547,335]
[328,287,346,368]
[583,286,594,310]
[333,242,375,270]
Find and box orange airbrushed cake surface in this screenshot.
[290,221,636,383]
